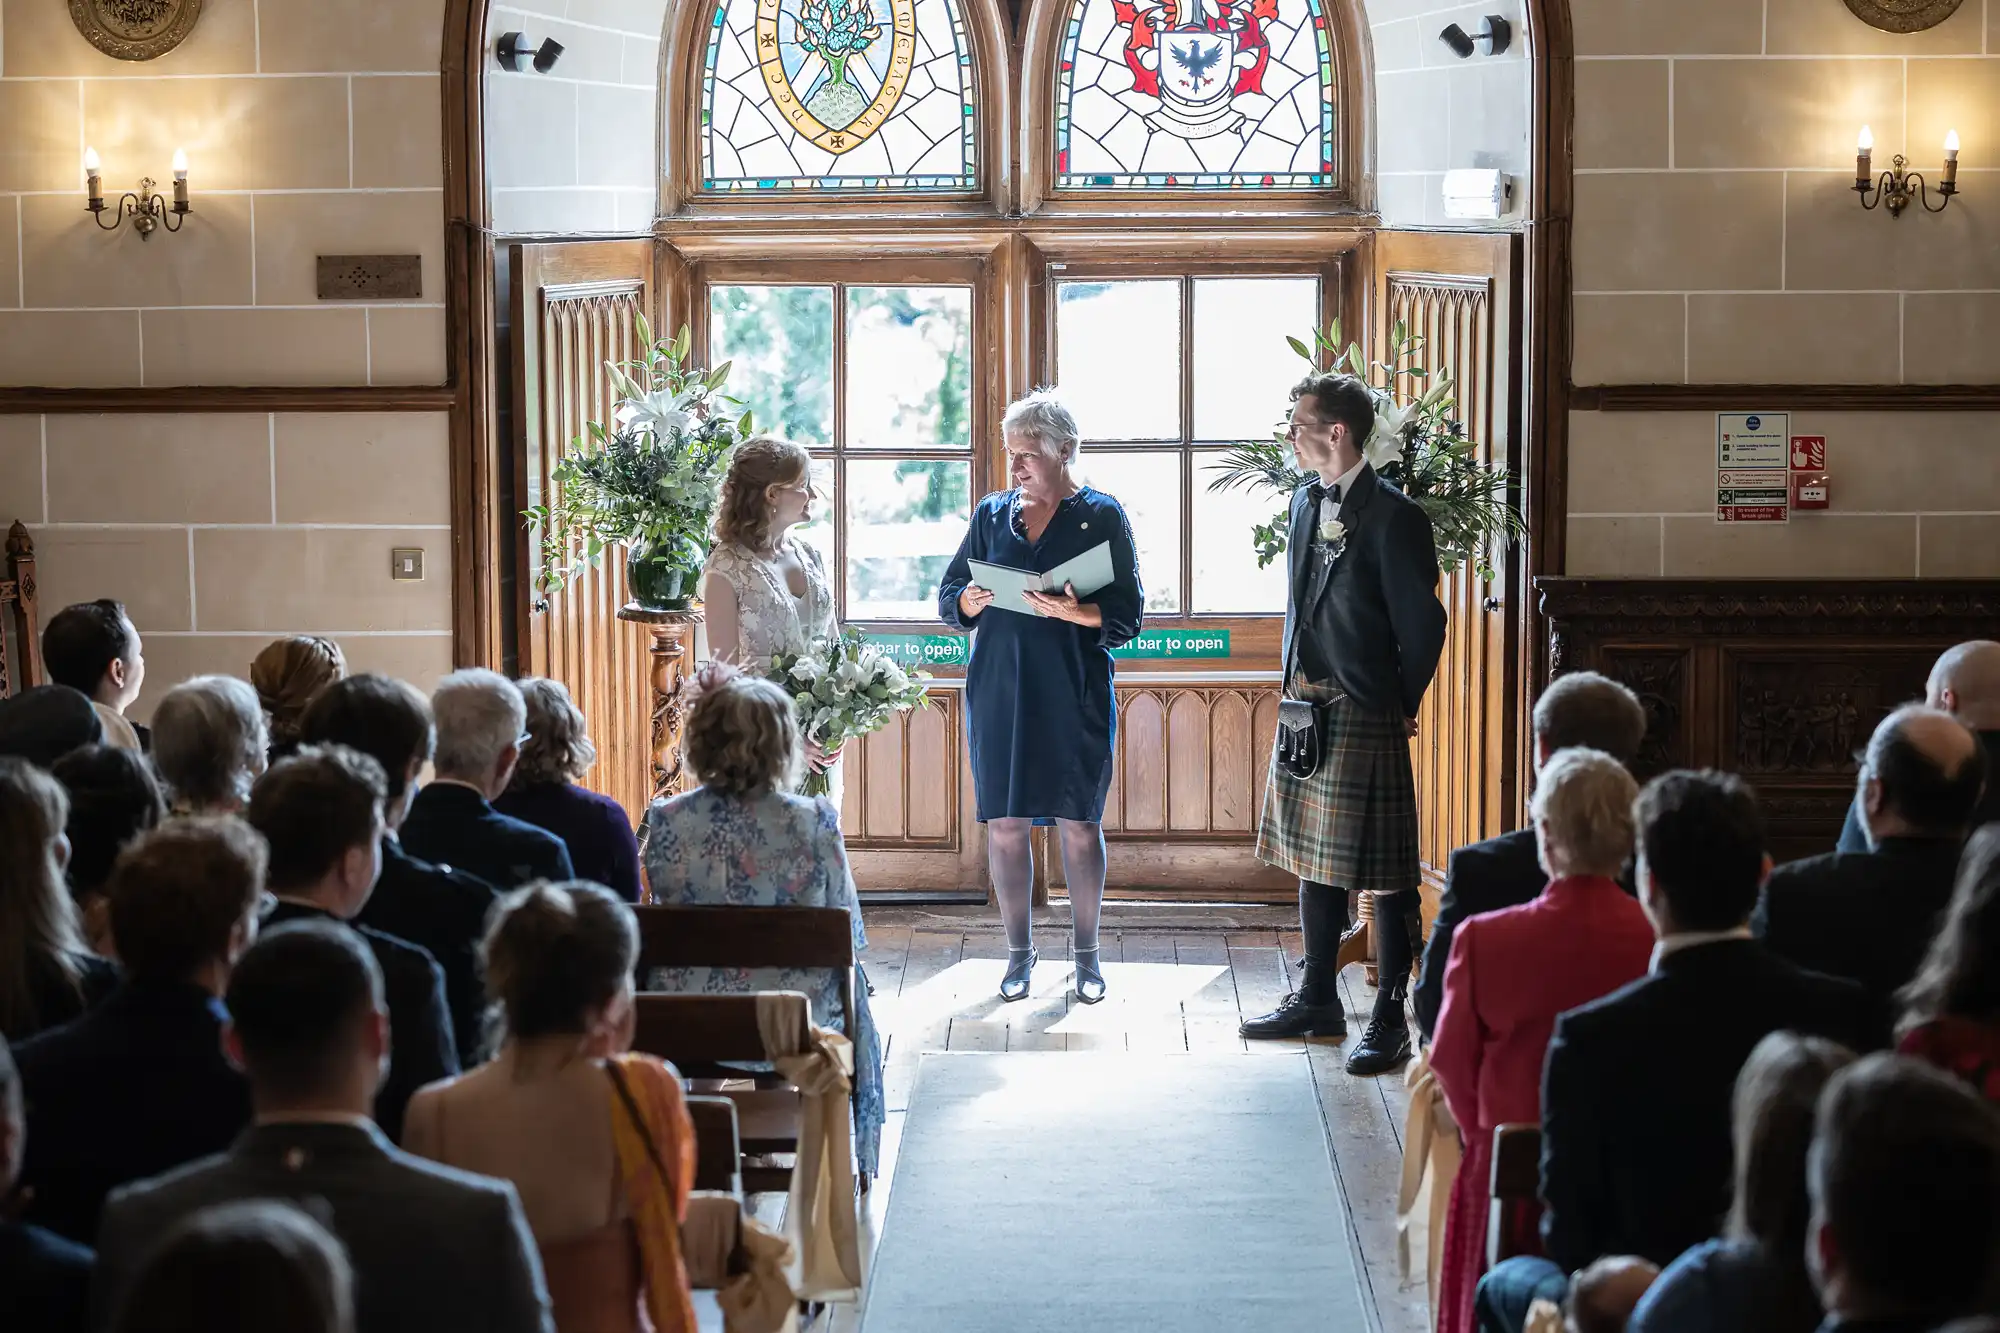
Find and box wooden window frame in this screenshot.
[1042,259,1345,624]
[679,250,1003,640]
[660,229,1366,672]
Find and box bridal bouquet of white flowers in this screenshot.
[769,628,933,797]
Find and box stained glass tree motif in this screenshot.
[702,0,978,192]
[1055,0,1334,189]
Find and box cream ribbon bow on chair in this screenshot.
[754,992,863,1301]
[1396,1046,1462,1311]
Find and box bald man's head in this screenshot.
[1860,705,1986,842]
[1928,641,2000,731]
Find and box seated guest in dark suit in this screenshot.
[1759,705,1984,1005]
[0,758,116,1043]
[0,1035,91,1333]
[1806,1054,2000,1333]
[1628,1032,1857,1333]
[1415,670,1649,1040]
[1897,825,2000,1104]
[1838,640,2000,852]
[250,636,346,766]
[108,1199,355,1333]
[300,676,499,1066]
[0,684,103,769]
[92,920,553,1333]
[401,670,573,892]
[41,599,147,754]
[493,678,642,903]
[1477,771,1882,1333]
[15,820,261,1245]
[150,676,268,818]
[49,745,165,957]
[246,747,458,1142]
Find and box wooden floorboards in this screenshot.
[754,909,1430,1333]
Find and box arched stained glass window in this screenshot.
[1055,0,1334,190]
[701,0,978,192]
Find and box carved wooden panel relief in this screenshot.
[1729,655,1929,775]
[1536,578,2000,860]
[1599,649,1689,778]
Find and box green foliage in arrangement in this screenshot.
[523,317,753,598]
[1203,321,1525,580]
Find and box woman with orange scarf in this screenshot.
[405,882,697,1333]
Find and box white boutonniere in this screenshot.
[1318,517,1347,545]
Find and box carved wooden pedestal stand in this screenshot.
[1337,889,1378,986]
[616,604,703,807]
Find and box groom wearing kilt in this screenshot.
[1242,372,1447,1076]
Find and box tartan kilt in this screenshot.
[1255,687,1420,893]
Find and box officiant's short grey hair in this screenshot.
[1003,390,1081,464]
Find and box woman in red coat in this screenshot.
[1429,748,1659,1333]
[1897,825,2000,1104]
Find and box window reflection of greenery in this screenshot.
[710,282,973,620]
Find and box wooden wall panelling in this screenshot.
[1537,578,2000,861]
[846,688,986,893]
[1374,232,1524,900]
[1056,684,1292,899]
[512,240,659,824]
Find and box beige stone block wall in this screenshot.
[1368,0,1532,226]
[1566,0,2000,576]
[485,0,668,235]
[10,410,453,718]
[0,0,449,389]
[1564,409,2000,577]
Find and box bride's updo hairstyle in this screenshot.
[482,881,637,1043]
[681,660,802,798]
[714,435,812,553]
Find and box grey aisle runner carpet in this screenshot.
[860,1052,1371,1333]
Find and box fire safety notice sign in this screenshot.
[1717,413,1790,523]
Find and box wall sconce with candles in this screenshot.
[1854,125,1961,217]
[84,147,193,238]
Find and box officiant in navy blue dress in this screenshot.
[938,390,1144,1007]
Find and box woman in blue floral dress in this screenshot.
[640,661,884,1177]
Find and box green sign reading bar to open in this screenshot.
[865,629,1231,667]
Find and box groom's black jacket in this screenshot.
[1281,463,1447,719]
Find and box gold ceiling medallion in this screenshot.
[1841,0,1964,33]
[68,0,204,62]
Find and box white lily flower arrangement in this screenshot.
[523,316,751,607]
[768,628,934,798]
[1204,320,1524,580]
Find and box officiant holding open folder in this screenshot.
[938,389,1144,1006]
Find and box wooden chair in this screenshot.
[686,1094,742,1196]
[632,905,863,1192]
[1487,1123,1545,1270]
[1,522,42,699]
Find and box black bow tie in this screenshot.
[1308,482,1342,505]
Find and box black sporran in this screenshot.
[1275,698,1323,780]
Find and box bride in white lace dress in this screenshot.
[701,435,846,797]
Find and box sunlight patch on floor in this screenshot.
[871,958,1230,1036]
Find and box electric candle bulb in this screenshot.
[1856,125,1874,190]
[83,147,101,175]
[1858,125,1874,152]
[1943,129,1960,189]
[171,148,188,180]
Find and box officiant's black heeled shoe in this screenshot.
[999,947,1037,1002]
[1072,945,1107,1004]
